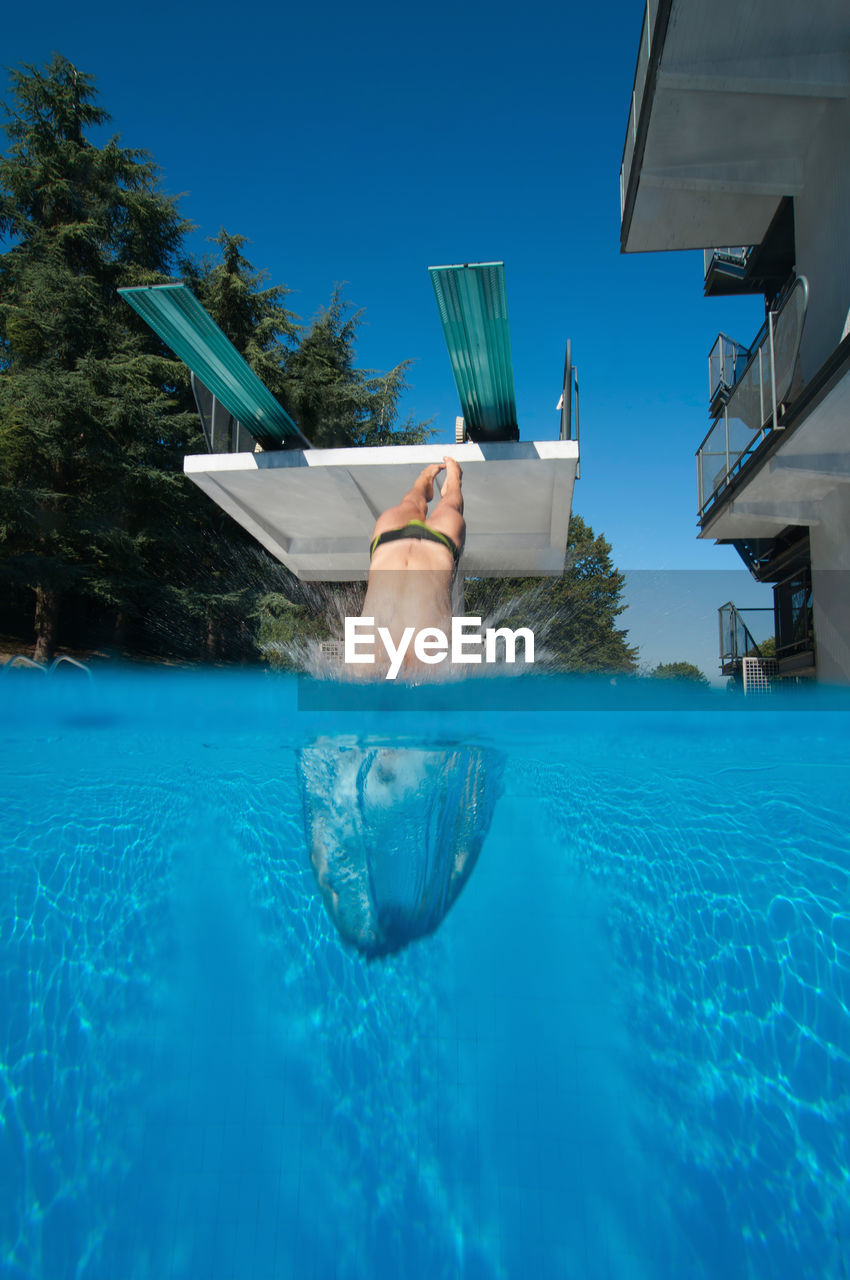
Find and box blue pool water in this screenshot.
[1,672,848,1280]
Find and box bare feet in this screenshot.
[441,456,462,494]
[413,462,446,503]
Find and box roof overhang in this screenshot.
[184,441,579,580]
[620,0,850,252]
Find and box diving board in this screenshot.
[183,441,579,580]
[119,284,310,450]
[429,263,518,442]
[122,272,581,580]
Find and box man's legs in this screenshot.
[369,462,445,542]
[427,457,465,551]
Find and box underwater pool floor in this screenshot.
[1,674,848,1280]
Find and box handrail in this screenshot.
[697,276,809,519]
[50,655,94,679]
[708,331,751,405]
[2,654,48,673]
[619,1,653,219]
[718,602,773,667]
[704,247,751,278]
[559,338,581,477]
[2,653,93,677]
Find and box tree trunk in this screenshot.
[33,585,60,665]
[205,610,217,663]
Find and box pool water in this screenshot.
[1,672,848,1280]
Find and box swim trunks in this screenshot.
[369,519,460,561]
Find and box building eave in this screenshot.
[620,0,850,254]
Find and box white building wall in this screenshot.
[791,95,850,682]
[810,487,850,683]
[794,96,850,385]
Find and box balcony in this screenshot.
[703,201,796,301]
[696,276,809,519]
[703,247,751,296]
[708,331,751,412]
[718,574,814,685]
[718,601,774,676]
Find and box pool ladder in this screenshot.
[2,654,93,679]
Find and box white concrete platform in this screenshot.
[621,0,850,253]
[184,441,579,580]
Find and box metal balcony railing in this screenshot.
[619,0,657,220]
[708,332,751,407]
[697,276,809,518]
[718,602,774,673]
[703,247,751,281]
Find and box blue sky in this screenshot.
[3,0,773,675]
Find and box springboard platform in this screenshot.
[184,441,579,580]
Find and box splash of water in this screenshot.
[149,533,600,679]
[263,577,565,681]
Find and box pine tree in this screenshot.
[183,230,298,400]
[283,287,432,448]
[0,60,433,666]
[0,55,193,661]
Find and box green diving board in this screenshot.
[429,262,519,442]
[118,283,310,450]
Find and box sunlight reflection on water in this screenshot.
[1,672,848,1279]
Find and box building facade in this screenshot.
[620,0,850,681]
